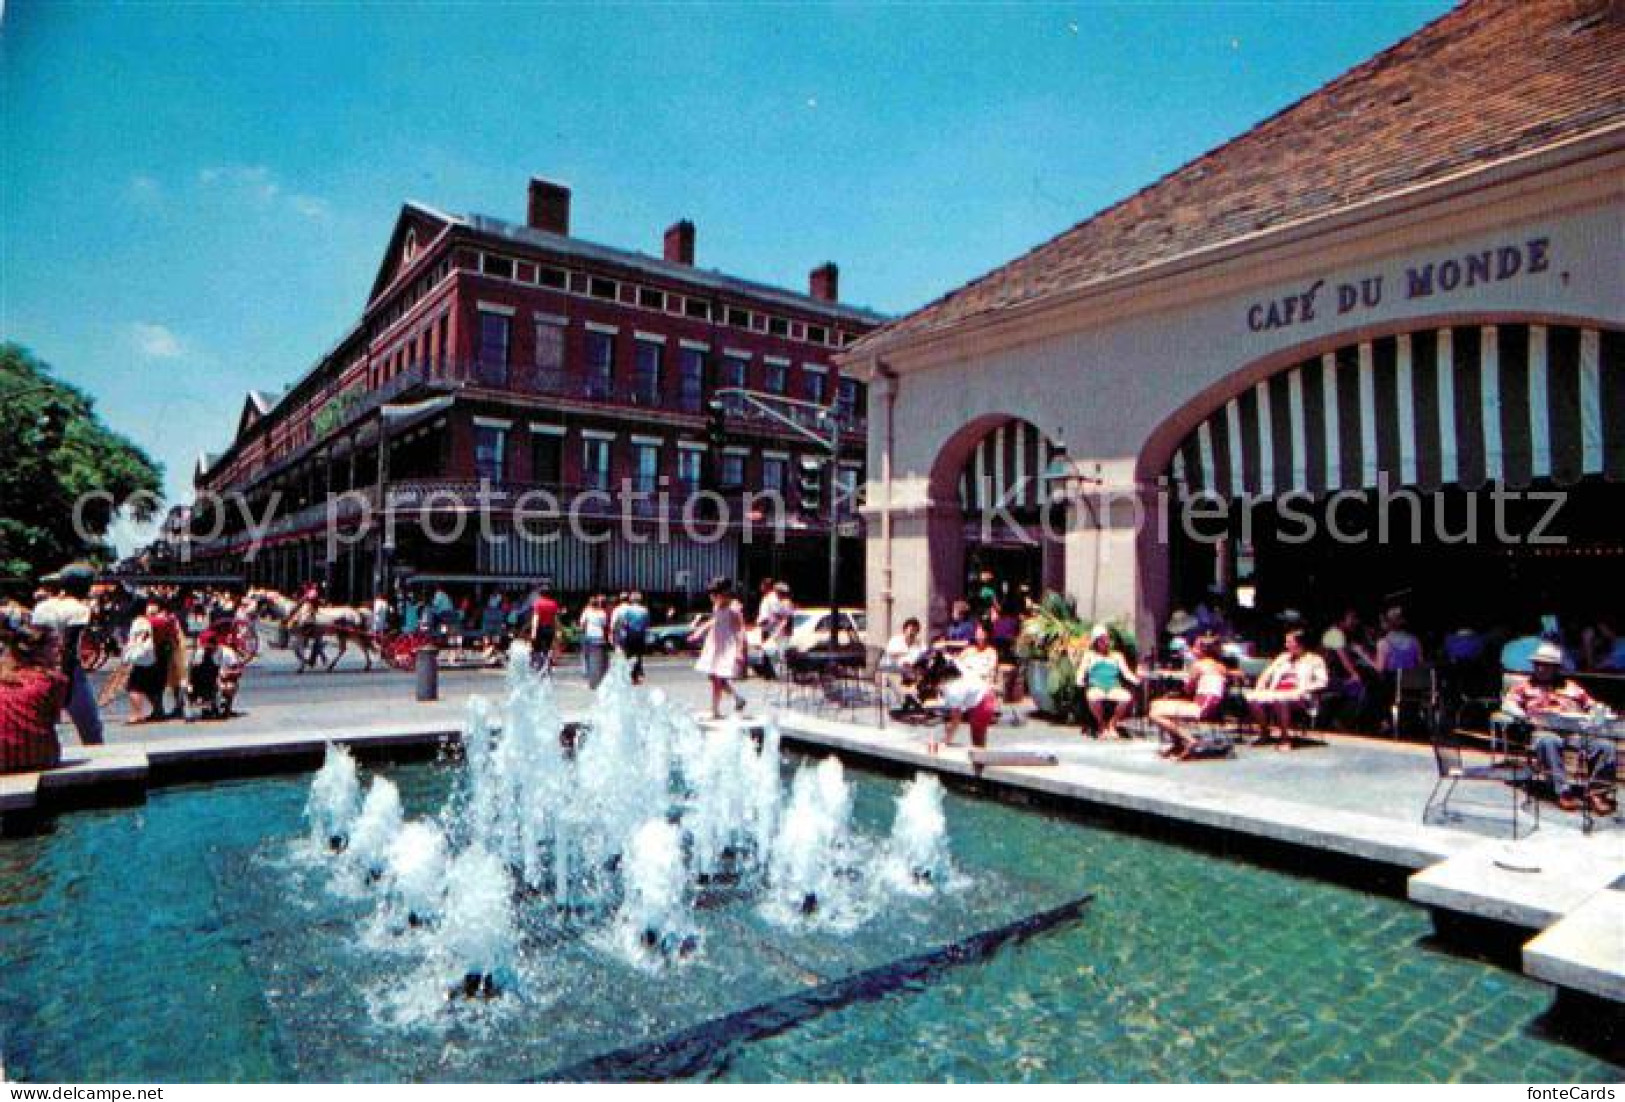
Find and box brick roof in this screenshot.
[858,0,1625,355]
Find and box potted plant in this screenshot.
[1015,592,1089,720]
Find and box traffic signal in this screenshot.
[705,396,728,450]
[797,455,826,515]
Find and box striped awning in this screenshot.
[958,419,1061,513]
[1170,323,1624,499]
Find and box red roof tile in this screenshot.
[859,0,1625,354]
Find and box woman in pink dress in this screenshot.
[690,578,748,719]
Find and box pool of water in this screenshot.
[0,755,1617,1082]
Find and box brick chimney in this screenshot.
[663,220,696,265]
[527,177,570,235]
[809,262,839,302]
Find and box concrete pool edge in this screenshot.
[3,713,1622,1023]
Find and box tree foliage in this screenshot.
[0,343,164,581]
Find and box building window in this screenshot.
[768,316,789,337]
[764,359,787,394]
[677,448,703,494]
[483,254,514,280]
[538,267,567,290]
[633,339,663,405]
[726,307,750,328]
[535,320,565,376]
[474,425,507,482]
[584,331,615,399]
[677,348,705,412]
[582,436,611,491]
[531,433,562,485]
[837,377,862,420]
[589,277,617,300]
[761,455,786,496]
[805,370,827,405]
[807,324,827,345]
[719,452,745,490]
[477,311,510,385]
[722,354,748,390]
[633,441,660,494]
[684,298,711,320]
[639,287,664,310]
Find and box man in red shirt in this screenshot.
[528,583,560,671]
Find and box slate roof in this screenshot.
[856,0,1625,355]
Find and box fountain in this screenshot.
[301,656,958,1002]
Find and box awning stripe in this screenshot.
[1481,324,1504,484]
[1604,330,1625,481]
[1436,327,1458,487]
[1529,325,1551,481]
[1580,328,1603,475]
[1287,367,1308,493]
[1357,341,1379,487]
[1166,322,1620,500]
[1396,334,1418,486]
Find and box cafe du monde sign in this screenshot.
[1245,236,1553,333]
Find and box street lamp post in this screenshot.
[711,387,845,650]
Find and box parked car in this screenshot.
[647,614,706,654]
[746,608,867,673]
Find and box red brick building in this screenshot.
[191,177,883,606]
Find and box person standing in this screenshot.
[122,603,163,724]
[756,581,793,680]
[371,592,391,635]
[31,563,104,746]
[691,578,748,718]
[528,582,561,672]
[612,591,651,684]
[0,622,68,773]
[580,595,610,689]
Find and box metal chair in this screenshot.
[1423,729,1538,838]
[1390,667,1439,739]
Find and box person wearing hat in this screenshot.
[1075,624,1139,738]
[690,578,748,719]
[1503,642,1616,815]
[30,563,104,745]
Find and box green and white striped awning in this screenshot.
[1170,322,1624,499]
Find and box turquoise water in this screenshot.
[0,758,1617,1082]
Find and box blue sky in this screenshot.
[1,0,1451,545]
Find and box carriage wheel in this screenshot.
[78,631,109,672]
[384,632,417,672]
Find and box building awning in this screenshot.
[1171,322,1624,499]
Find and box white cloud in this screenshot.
[198,164,281,205]
[198,164,333,220]
[129,322,185,360]
[288,193,330,219]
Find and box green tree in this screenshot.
[0,343,164,581]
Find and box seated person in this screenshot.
[1244,629,1330,751]
[0,623,67,773]
[939,600,977,650]
[1502,643,1616,815]
[931,622,1001,753]
[1148,635,1231,761]
[1075,625,1139,739]
[882,618,929,712]
[187,629,244,720]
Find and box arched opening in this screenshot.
[1140,317,1625,649]
[926,414,1065,620]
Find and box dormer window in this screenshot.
[403,229,418,264]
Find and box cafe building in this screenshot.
[844,0,1625,648]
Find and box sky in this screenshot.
[0,0,1453,550]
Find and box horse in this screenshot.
[250,588,380,672]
